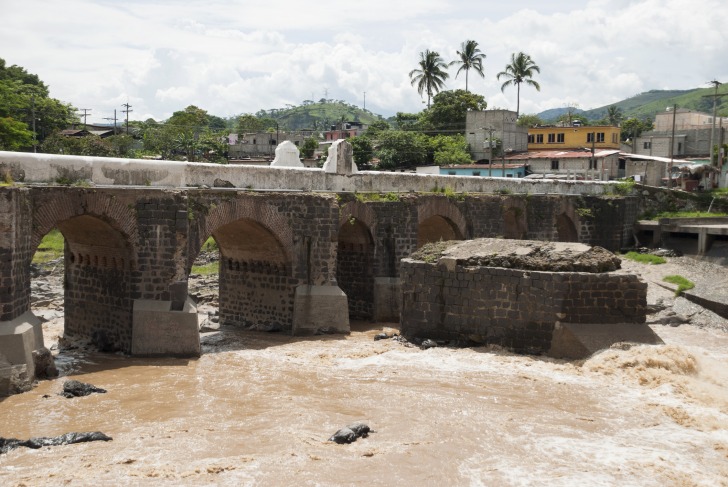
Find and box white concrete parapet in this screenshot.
[0,148,613,196]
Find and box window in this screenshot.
[472,171,481,176]
[589,158,597,169]
[643,141,651,149]
[551,160,559,170]
[506,174,513,178]
[528,135,534,143]
[678,142,682,153]
[270,139,277,145]
[448,171,456,175]
[548,133,556,143]
[294,140,300,146]
[586,132,605,143]
[557,133,565,143]
[536,134,544,143]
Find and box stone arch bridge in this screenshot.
[0,147,638,388]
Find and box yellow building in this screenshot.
[527,125,621,151]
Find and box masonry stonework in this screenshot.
[400,239,649,355]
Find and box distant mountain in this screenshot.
[536,87,728,123]
[256,101,384,131]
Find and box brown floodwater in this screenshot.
[1,319,727,486]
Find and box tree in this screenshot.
[449,40,486,92]
[392,112,421,131]
[236,114,263,133]
[409,50,449,108]
[364,120,390,137]
[0,58,77,150]
[350,136,373,168]
[374,130,429,170]
[606,105,624,126]
[429,134,472,165]
[516,114,544,128]
[621,118,654,142]
[496,52,541,117]
[419,89,487,133]
[300,136,318,158]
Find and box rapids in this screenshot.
[0,318,727,486]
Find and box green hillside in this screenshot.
[537,87,728,123]
[585,87,728,121]
[256,101,384,131]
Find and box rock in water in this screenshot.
[0,432,112,454]
[346,422,371,438]
[61,380,107,398]
[33,347,59,379]
[328,422,372,444]
[329,427,357,444]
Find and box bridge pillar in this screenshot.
[373,277,401,322]
[131,298,200,356]
[292,284,349,335]
[0,188,44,394]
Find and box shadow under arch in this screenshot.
[556,213,578,242]
[201,211,294,330]
[416,198,468,248]
[337,217,375,320]
[52,214,135,352]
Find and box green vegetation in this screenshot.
[663,275,695,295]
[623,251,666,265]
[191,260,219,276]
[201,236,219,252]
[575,207,594,218]
[354,192,400,202]
[409,49,450,108]
[650,211,728,220]
[33,229,64,263]
[497,52,541,117]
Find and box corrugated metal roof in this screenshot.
[506,149,620,160]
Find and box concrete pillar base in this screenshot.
[132,298,200,357]
[373,277,401,323]
[0,311,44,395]
[292,285,350,335]
[549,322,663,359]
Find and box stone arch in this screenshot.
[198,198,296,329]
[336,203,376,320]
[339,201,378,238]
[417,198,468,248]
[198,198,294,266]
[501,198,528,240]
[32,191,139,257]
[556,214,578,242]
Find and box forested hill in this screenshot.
[254,100,384,131]
[537,87,728,123]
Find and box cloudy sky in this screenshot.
[3,0,727,124]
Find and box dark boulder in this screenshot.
[61,380,107,398]
[328,422,372,444]
[33,347,59,379]
[0,432,112,454]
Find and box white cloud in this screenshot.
[1,0,726,124]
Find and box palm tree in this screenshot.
[607,105,623,126]
[449,40,486,92]
[409,50,449,108]
[496,52,541,117]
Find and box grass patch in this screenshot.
[354,192,400,202]
[651,211,728,219]
[201,236,219,252]
[33,229,64,263]
[662,275,695,295]
[623,251,666,265]
[191,260,219,276]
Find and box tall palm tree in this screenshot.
[607,105,623,126]
[496,52,541,117]
[409,50,449,108]
[449,40,486,92]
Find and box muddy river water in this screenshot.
[1,318,727,486]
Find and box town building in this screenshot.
[465,110,528,162]
[429,163,528,178]
[323,121,366,141]
[506,149,621,180]
[632,108,727,158]
[527,125,621,151]
[228,130,316,159]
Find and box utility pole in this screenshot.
[706,81,722,166]
[669,103,677,187]
[78,108,92,129]
[31,95,37,153]
[103,109,118,135]
[363,91,366,111]
[483,127,495,177]
[121,103,132,134]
